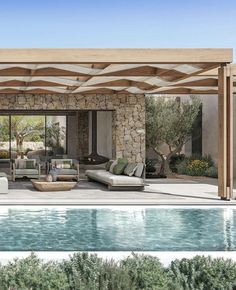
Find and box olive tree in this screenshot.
[146,96,201,176]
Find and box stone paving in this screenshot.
[1,177,235,205]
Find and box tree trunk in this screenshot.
[153,143,183,177]
[159,157,172,176]
[16,135,24,152]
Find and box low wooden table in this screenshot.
[31,180,77,192]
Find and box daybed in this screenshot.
[85,160,145,190]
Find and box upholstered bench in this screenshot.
[0,172,8,194]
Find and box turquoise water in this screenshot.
[0,206,235,251]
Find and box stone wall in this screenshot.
[0,94,146,162]
[78,111,89,159]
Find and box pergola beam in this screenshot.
[0,49,232,64]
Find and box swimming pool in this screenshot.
[0,206,235,251]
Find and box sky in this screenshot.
[0,0,235,60]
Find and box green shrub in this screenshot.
[0,253,69,290]
[61,252,104,290]
[168,255,236,290]
[145,159,157,173]
[185,159,209,176]
[121,253,170,290]
[100,260,135,290]
[0,150,9,159]
[169,154,185,173]
[189,153,214,167]
[1,253,236,290]
[205,166,218,178]
[177,154,215,177]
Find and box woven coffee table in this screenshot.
[31,180,77,191]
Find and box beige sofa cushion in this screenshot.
[16,169,38,175]
[57,169,78,175]
[86,169,144,187]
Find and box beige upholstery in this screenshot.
[12,159,41,181]
[49,159,79,181]
[85,169,145,190]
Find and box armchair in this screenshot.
[12,159,41,181]
[49,159,79,181]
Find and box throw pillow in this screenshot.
[62,161,72,169]
[25,160,35,169]
[117,158,128,165]
[109,160,118,173]
[113,158,128,175]
[106,160,114,171]
[134,163,144,178]
[18,159,26,169]
[124,163,137,176]
[55,160,72,169]
[113,162,127,175]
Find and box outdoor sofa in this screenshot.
[85,159,145,190]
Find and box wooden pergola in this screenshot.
[0,48,233,199]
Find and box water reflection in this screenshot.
[223,208,234,250]
[0,207,235,251]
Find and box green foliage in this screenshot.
[0,253,235,290]
[146,96,201,175]
[177,154,216,177]
[188,153,214,167]
[120,253,170,290]
[146,96,201,151]
[169,154,185,173]
[205,166,218,178]
[46,121,66,152]
[145,158,157,173]
[61,252,104,289]
[185,160,209,176]
[0,253,69,290]
[168,255,236,290]
[0,150,10,159]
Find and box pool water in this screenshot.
[0,206,235,251]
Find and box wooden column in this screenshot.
[218,64,233,200]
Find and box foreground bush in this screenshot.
[0,253,68,290]
[168,256,236,290]
[121,253,170,289]
[0,253,235,289]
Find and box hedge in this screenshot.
[0,253,235,290]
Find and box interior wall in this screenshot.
[88,111,113,159]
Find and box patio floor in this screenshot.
[1,177,236,205]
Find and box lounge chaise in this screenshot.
[86,160,145,190]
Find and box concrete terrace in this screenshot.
[1,177,236,205]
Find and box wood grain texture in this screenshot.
[0,48,232,64]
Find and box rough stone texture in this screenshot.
[77,111,89,159]
[0,94,145,162]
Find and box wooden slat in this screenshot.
[0,49,232,64]
[218,65,233,200]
